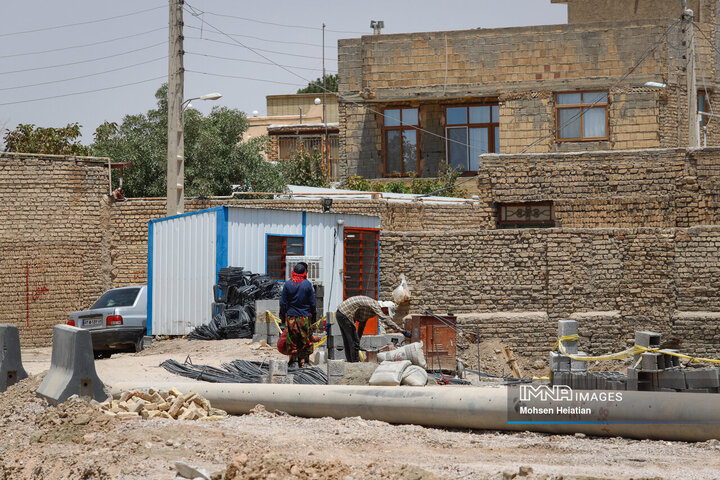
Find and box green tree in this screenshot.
[92,84,285,197]
[297,74,338,94]
[280,151,330,188]
[3,122,89,155]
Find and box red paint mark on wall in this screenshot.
[25,261,49,327]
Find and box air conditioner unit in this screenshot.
[286,256,322,284]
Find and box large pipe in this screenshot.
[110,382,720,442]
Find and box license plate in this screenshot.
[82,318,102,327]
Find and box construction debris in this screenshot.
[97,388,228,421]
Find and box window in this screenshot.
[266,235,304,280]
[698,91,710,127]
[91,288,140,309]
[556,91,608,141]
[445,104,499,172]
[278,135,322,161]
[343,228,379,299]
[383,108,419,176]
[497,202,555,229]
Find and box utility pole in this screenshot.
[167,0,185,216]
[322,23,328,176]
[683,6,700,148]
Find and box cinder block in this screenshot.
[549,351,570,372]
[256,299,280,316]
[267,334,279,346]
[0,325,28,393]
[659,369,686,390]
[251,333,267,344]
[551,371,571,387]
[327,374,344,385]
[558,320,578,354]
[259,375,270,384]
[684,368,720,389]
[571,352,588,372]
[626,368,638,391]
[327,359,346,377]
[640,353,663,372]
[36,325,110,405]
[635,331,661,348]
[360,335,390,350]
[268,359,288,377]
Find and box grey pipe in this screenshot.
[110,382,720,442]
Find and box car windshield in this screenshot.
[91,288,140,309]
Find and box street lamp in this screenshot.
[182,92,222,111]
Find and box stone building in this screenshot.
[337,0,719,179]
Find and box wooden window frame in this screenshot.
[266,235,305,280]
[497,202,555,229]
[382,107,420,177]
[444,103,500,175]
[342,227,380,300]
[555,90,609,142]
[277,135,323,161]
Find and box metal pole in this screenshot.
[167,0,185,216]
[322,23,328,175]
[683,8,700,148]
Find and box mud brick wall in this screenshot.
[0,155,112,346]
[338,18,718,178]
[560,0,716,24]
[379,227,720,360]
[109,197,490,287]
[477,148,720,228]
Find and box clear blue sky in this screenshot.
[0,1,567,145]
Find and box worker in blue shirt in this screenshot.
[279,263,317,367]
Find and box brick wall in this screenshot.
[380,226,720,359]
[477,147,720,228]
[0,155,112,346]
[561,0,716,24]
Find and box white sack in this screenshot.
[400,365,428,386]
[368,360,412,386]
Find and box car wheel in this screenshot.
[134,336,144,353]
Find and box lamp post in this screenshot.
[182,92,223,111]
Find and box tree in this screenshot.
[3,122,90,155]
[92,84,285,197]
[280,151,330,188]
[296,74,338,94]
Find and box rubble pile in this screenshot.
[98,387,228,421]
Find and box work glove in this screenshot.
[401,329,412,338]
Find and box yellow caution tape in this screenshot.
[554,334,720,365]
[266,311,327,333]
[313,335,328,351]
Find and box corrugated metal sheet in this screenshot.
[150,209,217,335]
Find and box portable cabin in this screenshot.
[147,206,381,335]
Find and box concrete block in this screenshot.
[659,370,686,390]
[259,375,270,384]
[36,325,110,405]
[268,359,288,377]
[551,371,571,387]
[251,333,267,344]
[571,352,588,372]
[267,334,279,346]
[255,299,280,316]
[328,346,346,361]
[0,325,28,393]
[549,351,570,372]
[274,374,294,385]
[626,368,638,391]
[684,368,720,389]
[640,353,662,372]
[558,319,578,354]
[635,331,661,348]
[327,359,346,377]
[360,335,390,350]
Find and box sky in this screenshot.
[0,1,567,145]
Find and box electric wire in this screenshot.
[185,24,337,49]
[0,42,166,76]
[186,36,337,61]
[0,4,166,38]
[185,51,334,73]
[0,75,167,106]
[196,9,364,35]
[0,57,166,92]
[186,69,305,87]
[0,27,167,59]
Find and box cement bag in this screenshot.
[391,274,411,304]
[401,365,428,386]
[368,360,412,386]
[377,341,427,369]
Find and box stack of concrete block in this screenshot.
[549,319,579,387]
[254,299,281,345]
[327,359,345,385]
[326,312,346,360]
[260,359,294,384]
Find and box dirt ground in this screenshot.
[3,337,720,480]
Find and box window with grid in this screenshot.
[383,108,419,176]
[278,135,322,161]
[266,235,304,280]
[555,91,608,141]
[497,202,555,229]
[343,229,379,299]
[445,104,499,173]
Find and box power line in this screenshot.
[0,27,166,59]
[185,70,305,87]
[0,57,166,92]
[186,36,337,61]
[185,24,337,49]
[197,9,364,35]
[0,75,166,106]
[185,52,336,73]
[0,4,166,38]
[0,42,166,76]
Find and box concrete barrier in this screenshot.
[36,325,110,405]
[0,324,28,392]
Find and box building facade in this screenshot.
[337,0,719,179]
